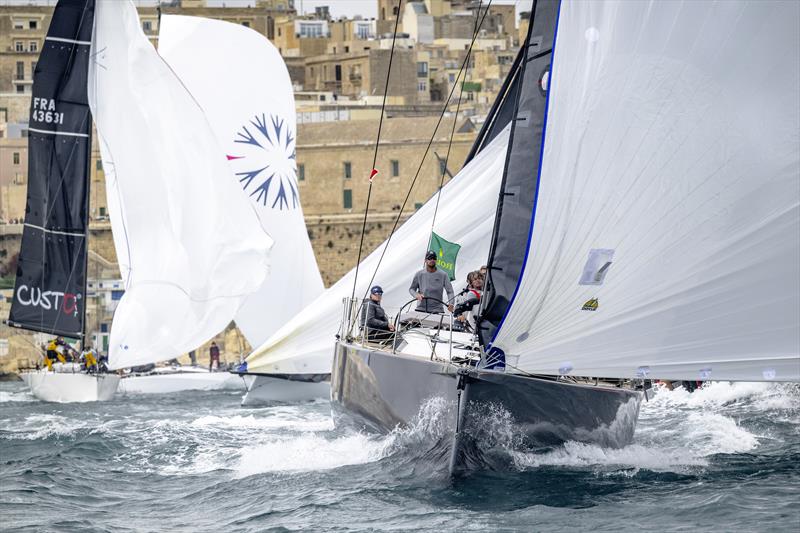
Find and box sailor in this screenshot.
[361,285,395,344]
[209,342,220,370]
[46,338,59,362]
[409,250,455,314]
[453,271,483,330]
[82,349,98,373]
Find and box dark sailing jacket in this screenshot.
[361,299,390,331]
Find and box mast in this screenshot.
[6,0,96,341]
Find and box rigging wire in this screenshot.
[355,0,495,317]
[349,0,404,316]
[428,0,484,248]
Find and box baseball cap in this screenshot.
[425,250,437,260]
[370,285,384,295]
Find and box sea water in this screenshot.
[1,381,798,532]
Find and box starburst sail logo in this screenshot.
[227,113,299,211]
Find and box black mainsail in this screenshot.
[477,0,561,348]
[7,0,96,340]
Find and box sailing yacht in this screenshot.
[8,0,274,401]
[331,0,800,475]
[7,0,120,402]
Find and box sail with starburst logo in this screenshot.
[158,15,325,348]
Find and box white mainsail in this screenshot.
[246,126,511,374]
[158,15,324,348]
[491,1,800,381]
[88,0,273,369]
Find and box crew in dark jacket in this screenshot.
[361,285,395,343]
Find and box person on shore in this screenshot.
[409,250,454,314]
[209,342,220,370]
[361,285,395,344]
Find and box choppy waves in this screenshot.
[1,380,798,531]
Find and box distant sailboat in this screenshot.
[156,14,325,402]
[6,0,119,402]
[6,0,274,402]
[331,0,800,475]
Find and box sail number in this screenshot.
[32,109,65,124]
[31,97,65,125]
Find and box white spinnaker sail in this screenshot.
[246,127,510,374]
[491,1,800,381]
[158,15,324,348]
[89,0,273,369]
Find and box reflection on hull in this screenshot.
[331,341,642,473]
[240,373,331,405]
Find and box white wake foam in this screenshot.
[0,390,35,403]
[234,432,394,478]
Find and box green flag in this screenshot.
[430,232,461,281]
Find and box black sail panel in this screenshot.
[8,0,95,338]
[477,0,561,347]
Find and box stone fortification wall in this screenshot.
[306,212,412,287]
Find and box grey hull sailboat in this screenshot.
[331,0,800,475]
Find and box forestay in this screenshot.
[246,127,511,375]
[491,1,800,381]
[88,0,273,369]
[158,16,324,348]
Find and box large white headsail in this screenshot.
[491,1,800,381]
[246,127,510,375]
[88,0,273,369]
[158,15,324,348]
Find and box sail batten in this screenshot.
[489,0,800,382]
[8,0,96,339]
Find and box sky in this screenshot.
[1,0,521,20]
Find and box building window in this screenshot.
[96,159,103,171]
[417,62,428,77]
[298,163,305,181]
[278,27,282,36]
[16,85,24,94]
[15,41,24,52]
[414,202,423,210]
[417,81,427,92]
[99,206,107,216]
[31,61,37,75]
[13,21,24,30]
[29,20,38,30]
[439,159,447,176]
[391,160,399,177]
[242,21,251,28]
[16,62,24,80]
[13,152,20,165]
[449,73,456,83]
[343,161,351,179]
[142,20,152,32]
[111,290,124,301]
[29,41,38,53]
[14,173,25,185]
[298,22,323,38]
[343,189,353,209]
